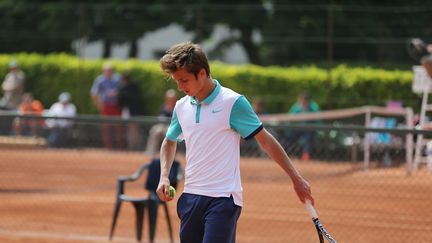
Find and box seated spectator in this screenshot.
[241,97,269,157]
[285,91,320,161]
[251,97,268,115]
[367,101,403,167]
[14,93,44,136]
[144,89,177,157]
[45,92,77,148]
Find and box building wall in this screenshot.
[78,24,249,64]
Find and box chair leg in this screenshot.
[109,199,122,240]
[132,202,145,242]
[148,200,159,243]
[163,203,174,243]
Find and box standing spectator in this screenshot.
[0,60,25,111]
[286,91,320,161]
[90,63,124,149]
[14,93,44,136]
[45,92,77,148]
[118,73,144,117]
[118,73,144,149]
[144,89,177,157]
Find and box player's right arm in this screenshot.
[157,137,177,202]
[157,107,182,202]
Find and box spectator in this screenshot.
[90,63,124,149]
[13,93,44,136]
[241,97,270,157]
[251,97,268,115]
[286,91,320,161]
[144,89,177,157]
[0,60,25,111]
[411,38,432,79]
[118,73,144,117]
[45,92,77,148]
[118,73,144,149]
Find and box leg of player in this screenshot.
[202,196,241,243]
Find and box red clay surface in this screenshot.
[1,148,432,243]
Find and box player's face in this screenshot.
[172,68,206,98]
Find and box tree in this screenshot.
[172,0,267,65]
[0,0,78,53]
[81,0,176,58]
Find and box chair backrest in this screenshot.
[145,158,181,192]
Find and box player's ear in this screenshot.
[198,68,206,79]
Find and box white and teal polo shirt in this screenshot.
[166,80,262,207]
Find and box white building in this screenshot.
[76,24,251,64]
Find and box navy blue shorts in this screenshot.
[177,193,242,243]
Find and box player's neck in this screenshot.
[195,78,215,103]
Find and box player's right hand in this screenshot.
[156,177,173,202]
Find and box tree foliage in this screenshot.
[0,0,431,66]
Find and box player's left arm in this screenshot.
[230,96,314,204]
[254,129,314,205]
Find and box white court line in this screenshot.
[0,229,175,243]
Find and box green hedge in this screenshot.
[0,53,174,114]
[0,53,420,114]
[212,62,418,112]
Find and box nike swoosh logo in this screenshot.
[212,109,223,113]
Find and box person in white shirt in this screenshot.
[45,92,77,148]
[0,60,25,110]
[156,42,314,243]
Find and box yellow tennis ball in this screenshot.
[168,186,176,198]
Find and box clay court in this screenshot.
[1,147,432,243]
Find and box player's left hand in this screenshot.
[292,176,314,205]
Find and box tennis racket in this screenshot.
[305,200,337,243]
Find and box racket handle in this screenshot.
[305,200,319,219]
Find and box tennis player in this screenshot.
[156,41,314,243]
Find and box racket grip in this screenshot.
[305,200,319,219]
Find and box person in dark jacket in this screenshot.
[118,73,145,149]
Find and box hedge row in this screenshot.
[0,53,420,115]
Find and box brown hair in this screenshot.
[160,41,210,78]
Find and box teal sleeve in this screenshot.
[310,101,320,112]
[230,96,263,139]
[166,108,183,141]
[288,103,301,114]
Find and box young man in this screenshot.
[156,42,314,243]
